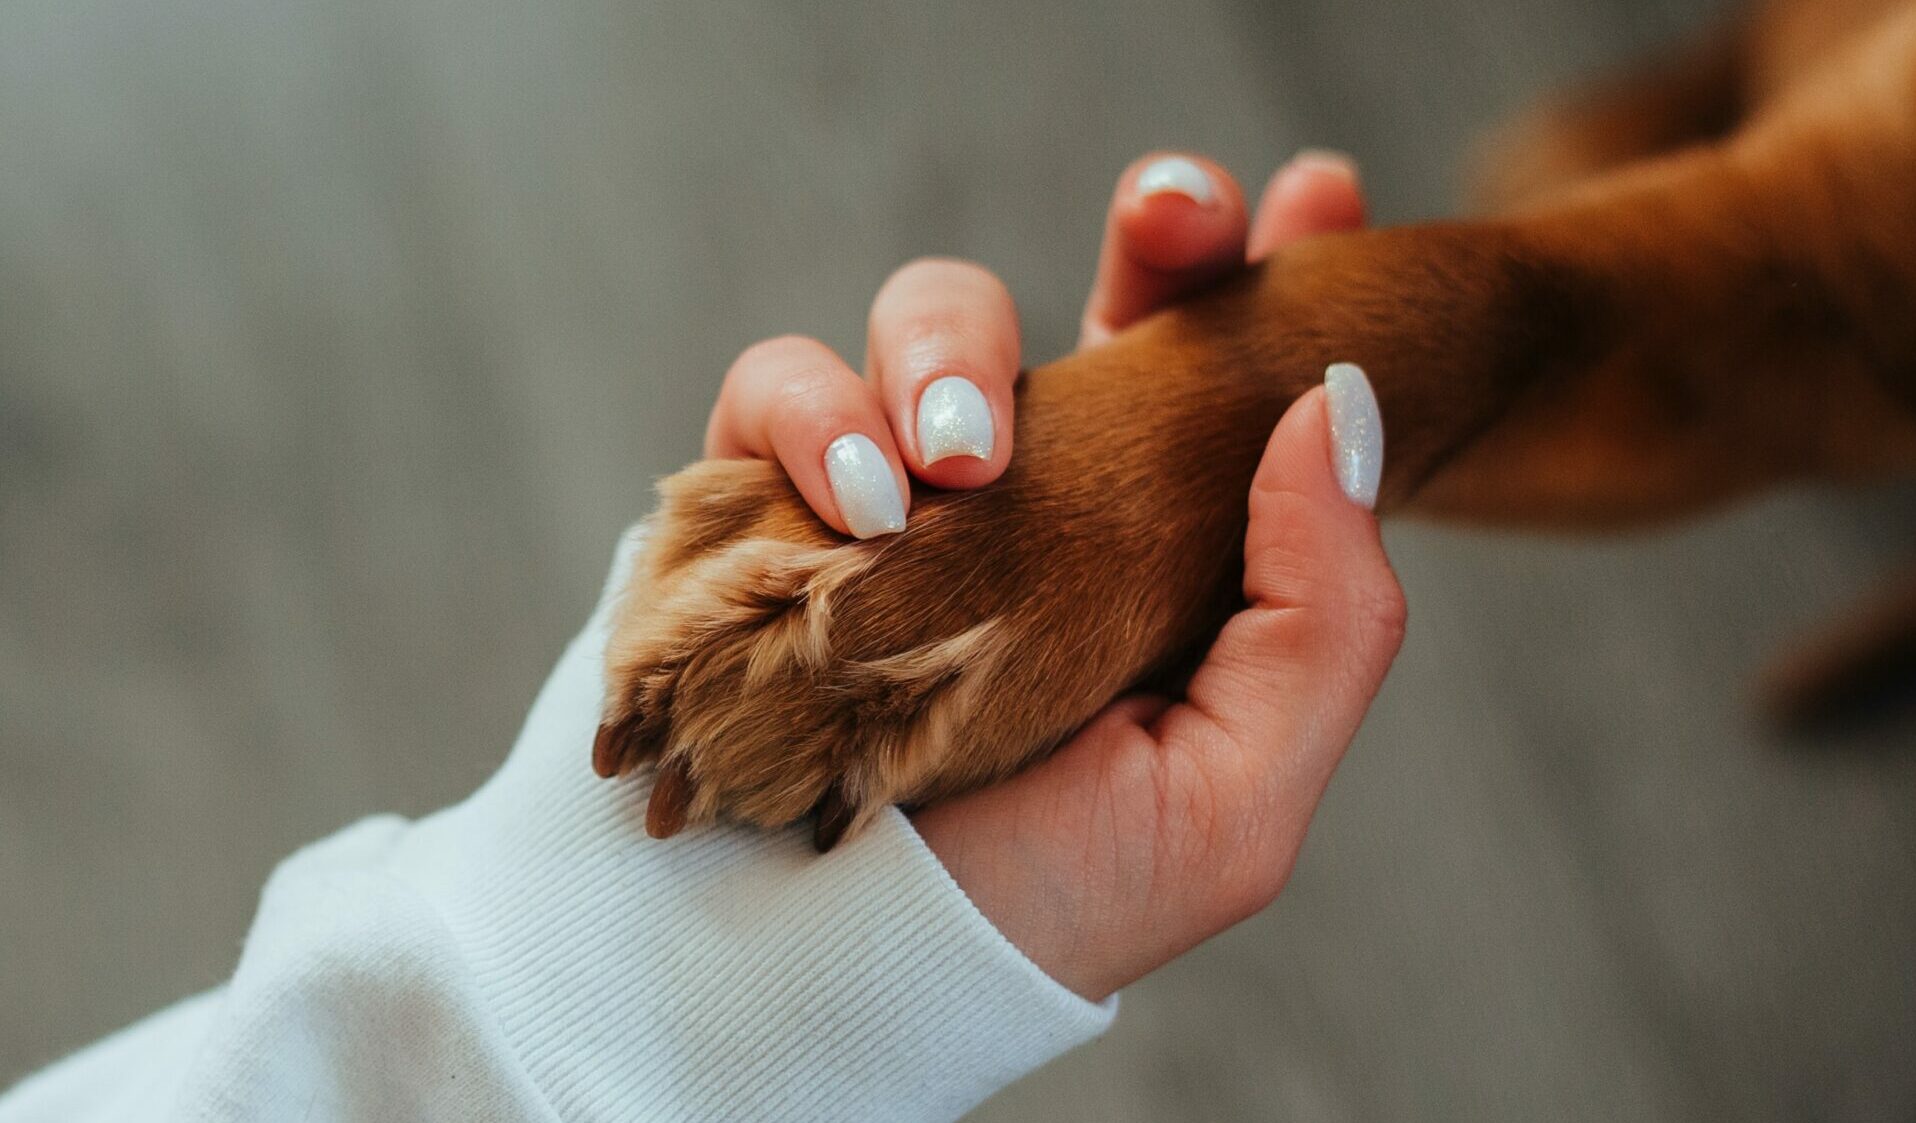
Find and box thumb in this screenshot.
[911,366,1405,998]
[1159,364,1404,806]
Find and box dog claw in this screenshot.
[591,721,625,778]
[646,756,694,839]
[591,711,651,778]
[812,785,856,853]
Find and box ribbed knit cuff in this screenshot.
[384,528,1115,1122]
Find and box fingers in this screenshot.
[1246,150,1367,260]
[1080,152,1250,347]
[1079,149,1369,347]
[706,257,1022,533]
[867,258,1020,488]
[1152,365,1403,870]
[701,149,1370,539]
[704,335,910,539]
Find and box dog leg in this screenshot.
[600,10,1916,844]
[1472,21,1748,212]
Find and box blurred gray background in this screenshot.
[4,0,1915,1117]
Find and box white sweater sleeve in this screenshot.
[1,527,1115,1123]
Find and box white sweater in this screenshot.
[0,528,1114,1122]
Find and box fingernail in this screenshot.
[916,376,995,464]
[1324,362,1384,509]
[1136,155,1215,204]
[1287,148,1359,183]
[824,433,907,538]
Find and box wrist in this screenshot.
[914,802,1108,1001]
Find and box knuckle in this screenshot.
[876,257,948,302]
[888,322,1016,392]
[894,255,993,288]
[770,366,852,414]
[871,261,1019,384]
[1363,581,1409,647]
[732,333,829,373]
[900,308,975,345]
[1337,550,1408,641]
[726,336,856,410]
[883,258,1013,316]
[1339,580,1408,683]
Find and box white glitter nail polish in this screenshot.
[916,376,995,464]
[1324,362,1384,509]
[1136,155,1216,204]
[824,433,907,538]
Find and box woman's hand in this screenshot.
[705,149,1401,1001]
[914,366,1403,999]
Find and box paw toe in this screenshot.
[645,756,696,839]
[592,707,668,778]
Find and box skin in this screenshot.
[699,151,1405,1000]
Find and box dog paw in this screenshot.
[594,458,1063,850]
[591,309,1292,850]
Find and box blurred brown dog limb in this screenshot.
[597,0,1916,847]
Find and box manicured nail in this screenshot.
[1136,155,1215,204]
[916,376,994,464]
[1324,362,1384,509]
[1287,148,1360,183]
[824,433,907,538]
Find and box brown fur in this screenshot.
[599,0,1916,847]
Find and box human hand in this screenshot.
[701,149,1399,1000]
